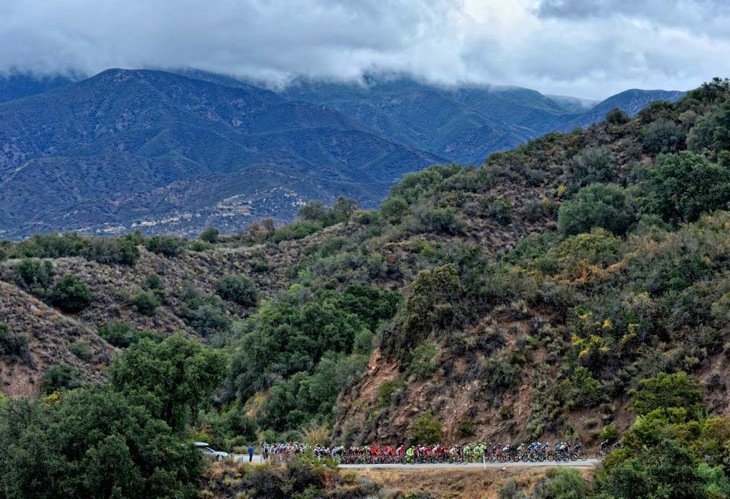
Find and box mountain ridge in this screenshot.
[0,69,682,238]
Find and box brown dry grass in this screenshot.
[353,467,595,499]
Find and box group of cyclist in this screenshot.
[261,439,621,464]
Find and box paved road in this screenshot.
[339,459,600,470]
[229,455,600,470]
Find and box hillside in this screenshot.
[1,78,729,497]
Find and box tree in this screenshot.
[49,275,93,313]
[111,334,229,434]
[0,389,201,498]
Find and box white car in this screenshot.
[194,441,230,461]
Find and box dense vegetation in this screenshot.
[0,335,225,498]
[1,78,730,497]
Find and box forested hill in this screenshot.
[1,79,730,497]
[0,69,680,239]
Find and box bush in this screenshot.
[484,199,513,225]
[644,151,730,224]
[41,364,82,393]
[419,208,465,235]
[82,237,140,265]
[381,196,410,224]
[144,235,185,257]
[0,324,30,360]
[187,240,212,252]
[0,389,202,498]
[629,371,703,417]
[571,146,615,187]
[378,379,405,408]
[558,183,635,236]
[199,227,220,243]
[50,275,93,313]
[484,360,521,393]
[599,423,619,443]
[14,259,54,296]
[688,104,730,155]
[68,341,92,362]
[130,291,160,316]
[642,118,686,154]
[606,108,630,125]
[215,275,259,307]
[98,321,162,349]
[407,342,438,380]
[144,273,165,295]
[408,411,443,445]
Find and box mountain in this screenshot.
[553,88,686,130]
[0,73,75,103]
[280,76,683,163]
[0,69,442,238]
[0,69,682,238]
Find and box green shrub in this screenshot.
[599,423,619,443]
[98,321,162,348]
[688,104,730,155]
[644,151,730,224]
[144,235,186,257]
[50,275,93,313]
[130,291,160,316]
[606,108,630,125]
[629,371,703,417]
[199,227,220,243]
[42,363,82,393]
[378,380,405,408]
[484,360,521,393]
[68,341,92,362]
[0,324,30,359]
[533,468,588,499]
[407,342,438,380]
[642,118,686,154]
[82,237,140,265]
[558,183,635,235]
[186,304,230,337]
[484,199,512,225]
[214,275,259,307]
[408,411,443,445]
[568,366,602,409]
[381,196,410,224]
[144,273,165,296]
[187,240,212,252]
[14,258,54,296]
[419,208,464,235]
[571,146,615,187]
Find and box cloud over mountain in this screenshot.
[1,0,728,98]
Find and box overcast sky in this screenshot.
[1,0,729,99]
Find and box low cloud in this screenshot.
[1,0,729,98]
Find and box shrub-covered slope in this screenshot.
[1,79,729,460]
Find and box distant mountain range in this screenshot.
[0,69,683,237]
